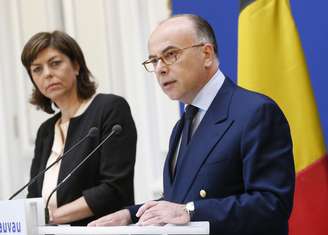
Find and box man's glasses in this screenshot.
[142,43,204,72]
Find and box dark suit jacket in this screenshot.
[129,78,295,235]
[27,94,137,225]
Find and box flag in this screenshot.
[238,0,328,234]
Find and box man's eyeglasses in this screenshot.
[142,43,204,72]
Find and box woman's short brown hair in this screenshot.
[21,30,96,114]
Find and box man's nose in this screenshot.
[155,59,168,75]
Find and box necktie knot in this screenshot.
[185,105,198,121]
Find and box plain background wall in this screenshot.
[172,0,328,148]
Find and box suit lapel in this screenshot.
[171,78,236,202]
[163,117,184,200]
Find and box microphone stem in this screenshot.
[45,129,117,222]
[9,132,92,200]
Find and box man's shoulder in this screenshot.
[221,77,275,106]
[233,84,278,108]
[226,83,285,121]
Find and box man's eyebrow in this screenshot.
[148,46,178,59]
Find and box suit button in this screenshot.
[200,189,207,198]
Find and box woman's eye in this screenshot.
[51,60,61,67]
[31,67,41,74]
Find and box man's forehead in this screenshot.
[153,17,194,37]
[148,19,196,55]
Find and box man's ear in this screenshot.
[203,43,216,68]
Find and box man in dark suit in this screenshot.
[88,14,295,235]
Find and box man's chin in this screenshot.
[166,94,180,101]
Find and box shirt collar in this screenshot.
[189,68,225,112]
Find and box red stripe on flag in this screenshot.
[289,155,328,235]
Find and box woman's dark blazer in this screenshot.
[27,93,137,225]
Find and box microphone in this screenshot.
[112,124,122,134]
[8,127,99,200]
[44,124,122,223]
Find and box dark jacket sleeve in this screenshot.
[82,96,137,216]
[127,204,142,223]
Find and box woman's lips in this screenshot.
[46,83,61,91]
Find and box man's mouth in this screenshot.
[162,80,176,88]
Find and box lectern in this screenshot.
[0,198,45,235]
[39,222,209,235]
[0,198,209,235]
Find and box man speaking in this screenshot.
[89,14,295,235]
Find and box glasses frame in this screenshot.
[142,43,205,72]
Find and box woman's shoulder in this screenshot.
[92,93,130,108]
[37,113,60,137]
[94,93,126,102]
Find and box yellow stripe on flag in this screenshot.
[238,0,326,172]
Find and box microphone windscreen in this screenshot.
[112,124,122,134]
[88,127,99,137]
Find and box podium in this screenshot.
[0,198,45,235]
[1,198,209,235]
[39,222,209,234]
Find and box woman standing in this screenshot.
[21,31,137,225]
